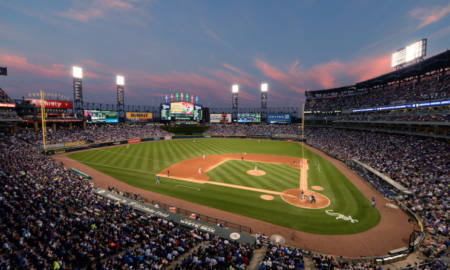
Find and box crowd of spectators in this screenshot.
[306,75,450,111]
[0,133,246,269]
[259,243,306,270]
[338,113,450,123]
[0,111,21,120]
[176,239,254,270]
[204,125,302,136]
[16,125,174,145]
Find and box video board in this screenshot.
[84,110,119,123]
[210,114,232,123]
[161,102,203,120]
[237,113,261,123]
[267,114,291,124]
[126,112,153,123]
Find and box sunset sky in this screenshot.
[1,0,450,108]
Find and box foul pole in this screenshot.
[40,90,47,153]
[302,103,305,141]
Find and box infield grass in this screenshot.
[68,139,381,235]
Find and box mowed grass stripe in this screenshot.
[225,161,274,190]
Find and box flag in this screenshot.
[0,67,6,76]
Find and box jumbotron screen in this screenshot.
[237,113,261,123]
[161,102,203,120]
[84,110,119,123]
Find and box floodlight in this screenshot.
[117,76,124,86]
[232,85,239,93]
[261,83,268,92]
[73,67,82,79]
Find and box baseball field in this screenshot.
[67,139,381,235]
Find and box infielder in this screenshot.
[156,177,160,184]
[244,152,246,156]
[255,166,257,172]
[167,170,170,177]
[300,160,302,166]
[203,154,205,159]
[198,167,202,174]
[301,190,305,200]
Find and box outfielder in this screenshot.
[198,167,202,174]
[300,160,302,166]
[194,139,195,143]
[127,145,129,149]
[156,177,160,184]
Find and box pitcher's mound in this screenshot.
[247,170,266,176]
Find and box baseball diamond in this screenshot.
[57,138,413,256]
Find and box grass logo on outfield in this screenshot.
[326,210,358,223]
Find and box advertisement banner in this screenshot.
[64,141,86,147]
[92,188,255,245]
[164,136,172,140]
[210,114,232,123]
[153,137,160,141]
[128,138,141,144]
[126,112,153,123]
[267,114,291,124]
[0,103,16,108]
[284,139,295,142]
[25,99,73,109]
[204,135,211,138]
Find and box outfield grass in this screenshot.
[206,160,300,192]
[68,139,381,235]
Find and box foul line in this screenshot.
[175,185,200,191]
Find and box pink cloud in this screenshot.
[409,3,450,29]
[55,0,135,22]
[56,8,103,22]
[254,55,392,93]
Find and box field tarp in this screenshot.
[92,188,255,245]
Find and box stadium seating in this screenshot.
[0,133,259,269]
[305,75,450,111]
[17,125,174,145]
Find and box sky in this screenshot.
[1,0,450,108]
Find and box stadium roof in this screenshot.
[306,49,450,97]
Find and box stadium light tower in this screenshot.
[232,85,238,109]
[117,75,125,119]
[73,67,83,116]
[261,83,268,108]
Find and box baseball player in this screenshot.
[167,170,170,177]
[311,195,316,203]
[127,144,129,149]
[241,156,243,161]
[198,167,202,174]
[194,139,195,143]
[244,152,246,156]
[300,160,302,166]
[255,166,257,172]
[203,154,205,159]
[301,190,305,200]
[372,197,375,208]
[293,160,296,166]
[156,177,160,184]
[258,140,260,143]
[317,162,320,168]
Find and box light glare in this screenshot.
[73,67,82,78]
[261,83,268,92]
[117,76,124,85]
[232,85,239,93]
